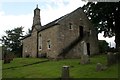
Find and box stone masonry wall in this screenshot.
[23,7,99,59]
[30,28,38,57]
[38,25,59,59]
[57,8,99,58]
[22,28,38,58]
[22,36,32,57]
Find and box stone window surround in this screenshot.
[47,39,51,49]
[69,23,73,30]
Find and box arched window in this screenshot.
[39,34,42,50]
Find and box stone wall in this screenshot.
[22,7,99,59]
[22,28,38,58]
[22,36,32,57]
[80,9,99,55]
[57,7,99,58]
[30,28,38,57]
[38,25,59,59]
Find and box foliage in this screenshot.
[0,27,24,57]
[26,28,32,35]
[82,2,120,48]
[98,40,109,53]
[2,55,118,78]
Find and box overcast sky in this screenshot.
[0,0,115,47]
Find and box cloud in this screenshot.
[98,32,115,47]
[41,0,86,25]
[0,0,86,38]
[0,0,115,47]
[0,11,33,38]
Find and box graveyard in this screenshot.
[2,54,119,78]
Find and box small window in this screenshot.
[39,45,42,50]
[79,26,83,38]
[90,30,92,35]
[39,34,42,50]
[47,40,51,49]
[69,23,73,30]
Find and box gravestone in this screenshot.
[81,41,87,55]
[112,52,119,63]
[80,55,90,64]
[96,63,107,72]
[107,52,116,66]
[96,63,103,71]
[61,66,69,79]
[4,53,14,64]
[4,55,11,64]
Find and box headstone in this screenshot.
[4,56,11,64]
[96,63,107,72]
[61,66,69,79]
[80,55,90,64]
[81,41,87,55]
[4,53,14,64]
[107,52,115,66]
[96,63,103,72]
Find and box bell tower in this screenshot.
[32,5,41,30]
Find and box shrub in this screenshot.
[98,40,109,53]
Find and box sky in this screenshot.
[0,0,115,47]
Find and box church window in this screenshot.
[90,30,92,35]
[47,40,51,49]
[79,26,83,38]
[39,34,42,50]
[69,23,73,30]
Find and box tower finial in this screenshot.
[36,4,38,8]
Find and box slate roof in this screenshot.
[21,34,31,40]
[22,7,82,40]
[39,14,68,31]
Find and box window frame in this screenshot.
[39,34,42,50]
[47,40,51,49]
[69,23,73,30]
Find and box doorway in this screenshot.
[87,43,90,56]
[79,26,83,38]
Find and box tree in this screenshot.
[98,40,109,53]
[26,28,32,35]
[82,2,120,49]
[0,27,24,57]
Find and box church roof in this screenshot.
[39,14,68,31]
[39,7,82,31]
[21,34,31,40]
[22,7,82,40]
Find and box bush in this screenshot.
[98,40,109,53]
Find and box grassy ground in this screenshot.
[2,55,119,78]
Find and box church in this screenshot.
[22,5,99,59]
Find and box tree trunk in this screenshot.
[115,32,120,49]
[115,3,120,49]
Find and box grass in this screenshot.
[2,54,119,78]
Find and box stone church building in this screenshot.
[22,5,99,59]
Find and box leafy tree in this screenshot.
[26,28,32,35]
[82,2,120,49]
[0,27,24,57]
[98,40,109,53]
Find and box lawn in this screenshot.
[2,54,119,78]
